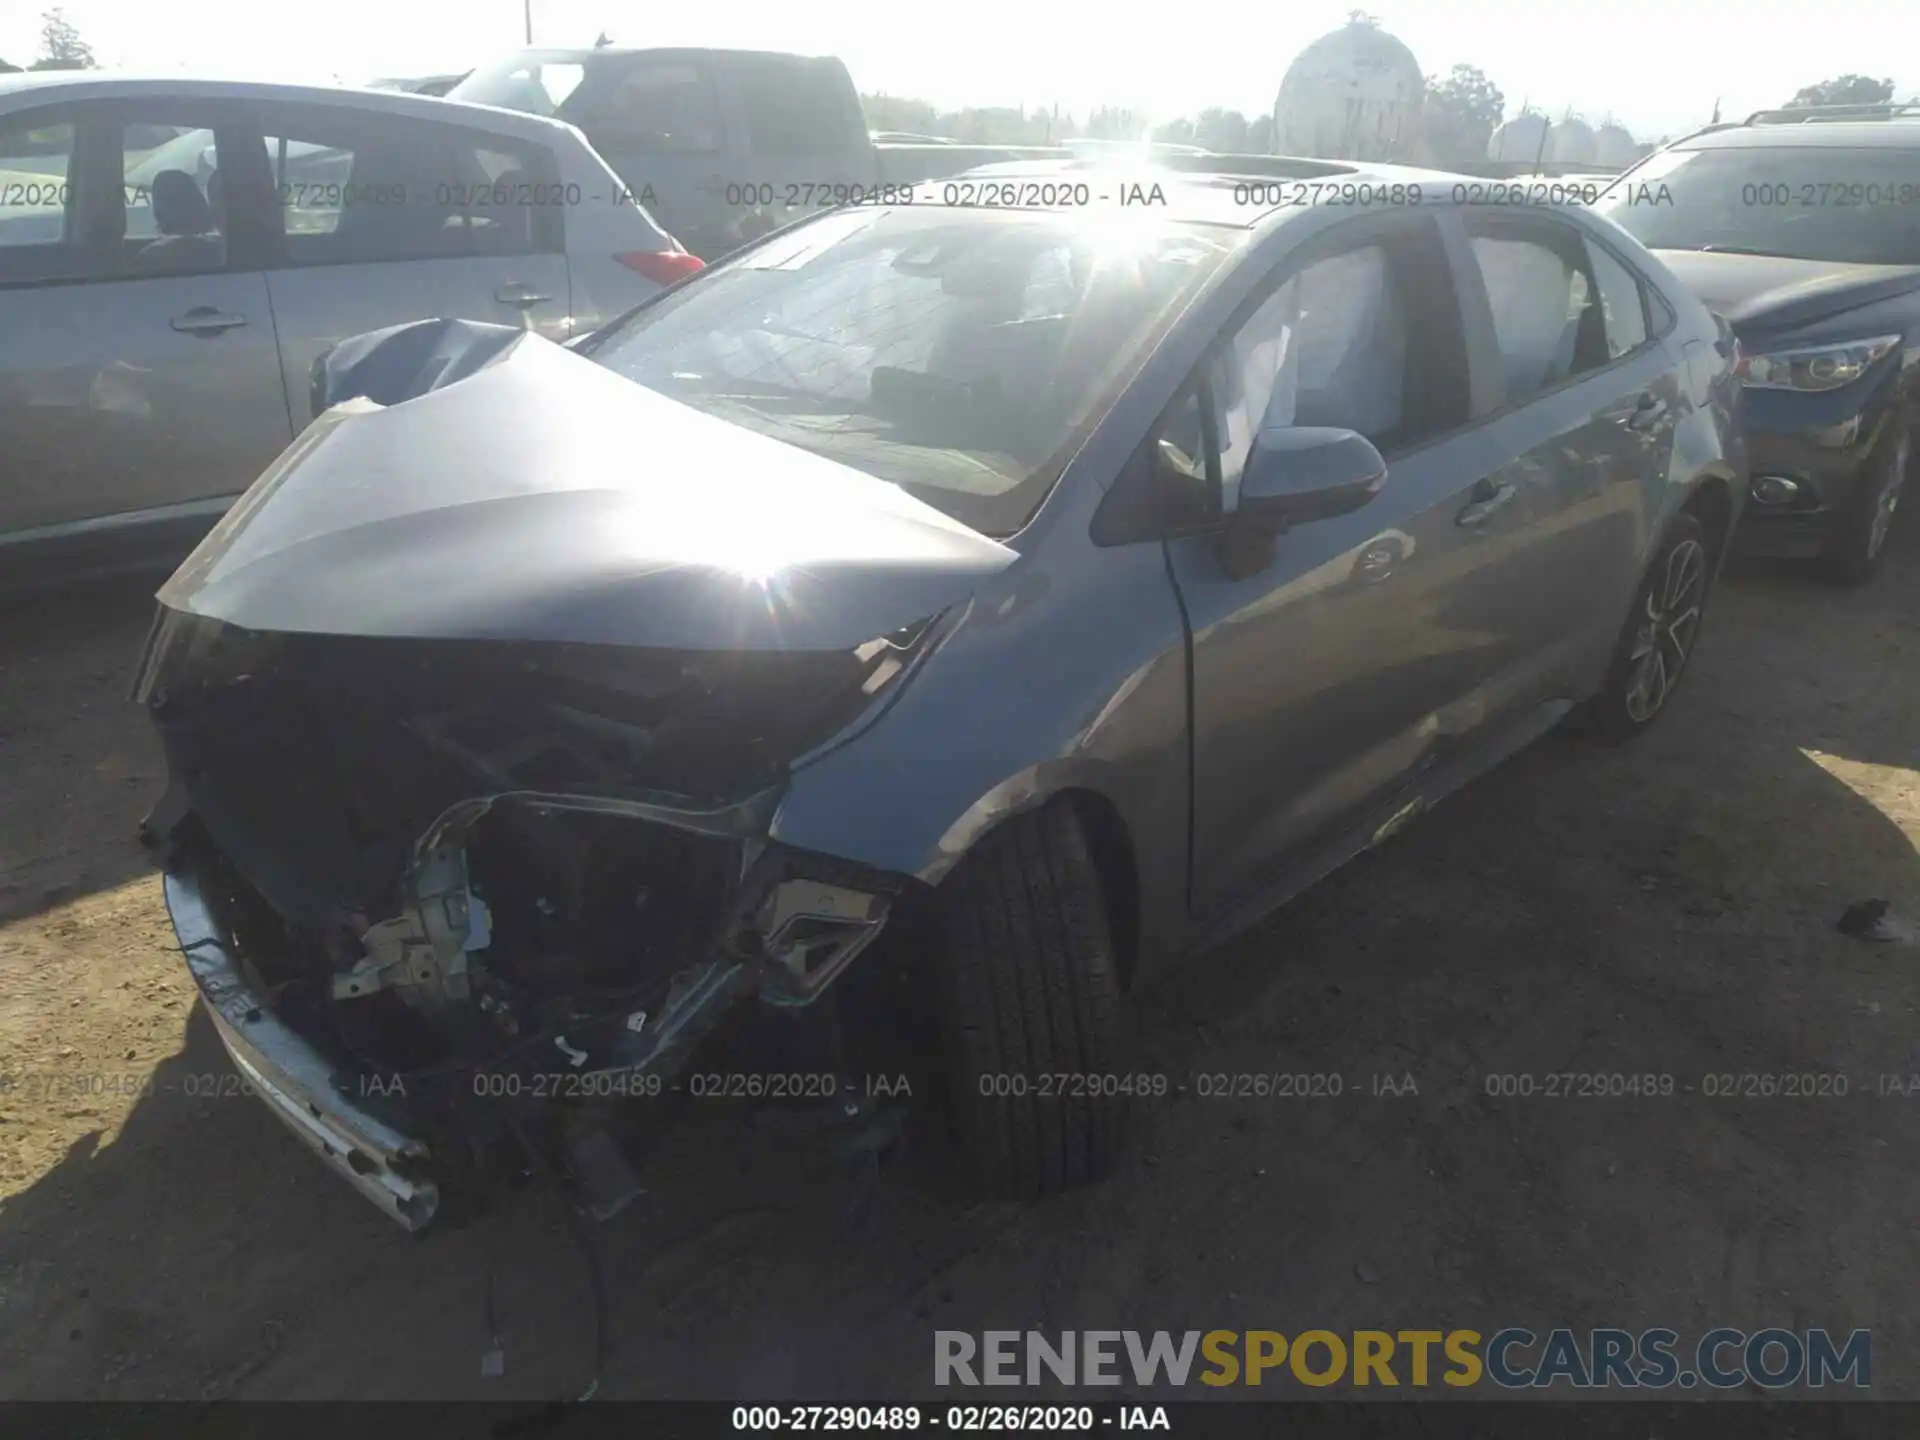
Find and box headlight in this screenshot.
[1736,334,1902,392]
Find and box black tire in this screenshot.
[928,804,1129,1197]
[1823,416,1911,586]
[1571,512,1715,742]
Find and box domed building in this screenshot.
[1545,117,1596,166]
[1487,111,1550,162]
[1273,14,1424,162]
[1593,122,1638,170]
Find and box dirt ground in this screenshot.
[3,529,1919,1404]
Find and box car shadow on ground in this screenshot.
[0,575,166,925]
[3,535,1919,1400]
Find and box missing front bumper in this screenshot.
[165,864,443,1231]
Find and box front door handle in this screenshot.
[1456,479,1518,528]
[170,306,248,336]
[1623,392,1669,431]
[494,282,553,308]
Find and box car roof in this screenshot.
[475,46,842,66]
[0,71,581,142]
[936,157,1513,228]
[1675,121,1920,150]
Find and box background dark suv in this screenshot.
[1595,104,1920,582]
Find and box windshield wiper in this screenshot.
[1690,244,1780,256]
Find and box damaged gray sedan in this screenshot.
[137,168,1747,1230]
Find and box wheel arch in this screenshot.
[917,771,1146,993]
[1680,469,1738,561]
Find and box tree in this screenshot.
[1786,74,1893,108]
[861,92,942,135]
[0,57,22,73]
[1151,116,1195,144]
[1192,107,1250,152]
[1246,112,1275,153]
[34,7,95,68]
[1419,64,1504,165]
[1083,106,1146,142]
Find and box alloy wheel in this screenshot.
[1866,429,1911,562]
[1623,538,1706,723]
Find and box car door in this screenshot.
[229,102,573,433]
[1453,209,1682,696]
[0,99,290,543]
[557,56,739,260]
[1160,211,1539,919]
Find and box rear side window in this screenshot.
[1585,239,1649,359]
[731,57,858,155]
[0,114,77,280]
[572,61,724,155]
[1466,224,1610,403]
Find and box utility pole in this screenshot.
[523,0,533,45]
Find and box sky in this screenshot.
[4,0,1918,143]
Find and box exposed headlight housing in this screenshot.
[1736,334,1902,392]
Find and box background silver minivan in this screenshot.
[0,73,700,586]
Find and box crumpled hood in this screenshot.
[1653,250,1920,333]
[158,328,1016,651]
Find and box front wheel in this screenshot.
[1824,418,1910,586]
[927,804,1129,1197]
[1571,512,1715,741]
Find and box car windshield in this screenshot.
[1594,145,1920,266]
[588,206,1236,537]
[449,57,587,116]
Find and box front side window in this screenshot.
[1207,243,1412,507]
[0,114,76,280]
[591,207,1235,536]
[1595,145,1920,266]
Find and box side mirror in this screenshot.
[1236,427,1388,533]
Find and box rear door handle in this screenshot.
[494,282,553,307]
[170,307,248,336]
[1456,479,1518,528]
[1623,392,1669,431]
